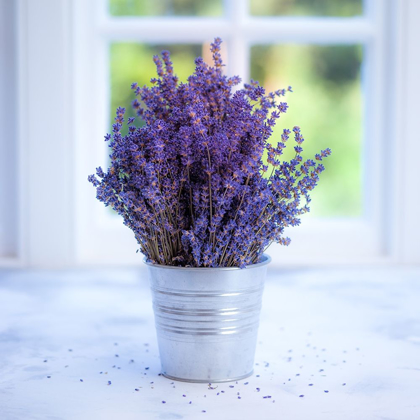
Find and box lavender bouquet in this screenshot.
[89,38,330,268]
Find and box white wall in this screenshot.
[16,0,75,266]
[0,0,18,260]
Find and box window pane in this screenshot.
[251,44,363,217]
[250,0,363,17]
[109,0,223,16]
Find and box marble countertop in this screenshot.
[0,266,419,420]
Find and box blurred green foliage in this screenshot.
[251,44,363,217]
[250,0,362,16]
[109,0,223,16]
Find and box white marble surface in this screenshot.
[0,266,420,420]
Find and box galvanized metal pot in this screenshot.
[145,254,270,383]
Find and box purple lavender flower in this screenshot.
[89,38,331,268]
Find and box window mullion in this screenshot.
[97,17,231,42]
[244,17,374,44]
[225,0,249,83]
[98,19,374,45]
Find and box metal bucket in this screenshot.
[145,254,270,383]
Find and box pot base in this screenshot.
[161,370,254,383]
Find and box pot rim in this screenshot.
[143,253,271,271]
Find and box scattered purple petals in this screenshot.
[43,360,47,363]
[202,410,206,413]
[182,395,186,397]
[162,401,166,404]
[108,381,112,385]
[135,388,139,391]
[263,396,272,399]
[145,367,149,370]
[80,379,83,382]
[115,354,119,357]
[342,383,346,386]
[189,401,192,404]
[130,359,135,363]
[47,376,51,378]
[299,395,304,398]
[229,385,234,388]
[244,382,249,385]
[324,390,329,393]
[256,388,260,392]
[319,369,324,372]
[308,384,313,386]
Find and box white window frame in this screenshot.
[5,0,420,267]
